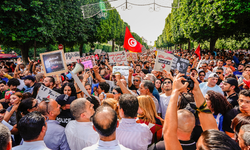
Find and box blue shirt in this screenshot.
[199,82,224,97]
[44,120,70,150]
[233,71,243,79]
[153,87,160,102]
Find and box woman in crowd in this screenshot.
[205,90,233,131]
[112,87,123,101]
[4,92,23,126]
[231,113,250,142]
[136,95,163,143]
[61,82,77,98]
[101,98,120,119]
[155,79,162,93]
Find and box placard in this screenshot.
[154,51,174,72]
[81,60,93,69]
[65,52,80,64]
[36,85,61,103]
[76,55,94,63]
[126,52,138,61]
[40,50,68,76]
[108,51,127,64]
[94,49,102,54]
[171,55,190,74]
[112,66,130,79]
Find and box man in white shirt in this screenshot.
[116,94,152,150]
[213,60,227,74]
[199,63,212,80]
[0,123,12,150]
[65,98,99,150]
[83,106,131,150]
[159,78,172,119]
[199,73,224,96]
[13,112,50,150]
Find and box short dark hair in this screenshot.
[164,78,173,84]
[0,123,11,150]
[70,98,88,120]
[47,76,55,85]
[16,98,36,123]
[92,106,117,137]
[135,64,141,68]
[114,87,123,94]
[7,78,20,87]
[239,90,250,98]
[119,94,138,118]
[216,67,224,71]
[244,65,250,71]
[199,71,206,76]
[0,80,6,85]
[86,96,100,111]
[190,68,197,72]
[99,82,110,93]
[199,129,240,150]
[143,61,149,65]
[231,113,250,136]
[226,58,232,61]
[142,80,154,93]
[18,111,46,141]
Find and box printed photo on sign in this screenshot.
[154,51,174,72]
[171,55,190,74]
[108,51,127,64]
[40,50,68,76]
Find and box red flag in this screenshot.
[195,44,201,60]
[123,27,142,53]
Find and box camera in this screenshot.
[181,75,194,90]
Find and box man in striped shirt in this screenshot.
[116,94,152,150]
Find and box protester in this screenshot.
[0,123,12,150]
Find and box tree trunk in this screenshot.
[34,41,36,61]
[112,39,115,52]
[79,43,83,57]
[210,38,217,51]
[175,44,177,50]
[179,44,182,50]
[20,43,29,65]
[188,40,191,51]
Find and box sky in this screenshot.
[110,0,173,46]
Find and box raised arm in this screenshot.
[116,74,132,94]
[105,59,113,73]
[93,65,106,83]
[164,74,188,150]
[128,68,133,88]
[32,61,38,75]
[190,76,218,131]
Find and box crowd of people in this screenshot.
[0,48,250,150]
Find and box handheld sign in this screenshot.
[81,60,93,69]
[36,85,61,103]
[126,52,138,61]
[94,49,102,54]
[65,52,80,64]
[108,51,127,64]
[112,66,130,79]
[40,50,68,76]
[171,55,190,75]
[154,51,174,72]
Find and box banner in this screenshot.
[171,55,190,74]
[94,49,102,54]
[154,51,174,72]
[108,51,127,64]
[81,60,93,69]
[76,55,94,63]
[36,85,61,103]
[40,50,68,76]
[65,52,80,64]
[126,52,138,61]
[112,66,130,79]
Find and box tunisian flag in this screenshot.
[123,27,142,53]
[195,44,201,60]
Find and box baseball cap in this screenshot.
[224,78,240,93]
[55,94,76,106]
[208,73,219,78]
[23,75,36,82]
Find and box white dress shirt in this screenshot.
[13,141,51,150]
[116,118,152,150]
[65,120,99,150]
[159,94,171,119]
[82,139,131,150]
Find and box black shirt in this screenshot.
[129,84,138,91]
[227,93,239,108]
[222,108,240,133]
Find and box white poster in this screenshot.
[112,66,130,79]
[36,85,61,103]
[126,52,138,61]
[108,51,127,64]
[154,51,174,72]
[65,52,80,64]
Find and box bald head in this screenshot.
[177,109,195,133]
[92,106,117,137]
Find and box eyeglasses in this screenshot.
[0,108,6,114]
[216,72,222,74]
[112,92,119,94]
[133,79,140,82]
[42,98,50,114]
[238,99,250,104]
[164,81,171,84]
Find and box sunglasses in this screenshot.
[216,72,222,74]
[112,92,119,94]
[199,74,205,76]
[0,108,6,114]
[133,79,140,82]
[164,81,171,84]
